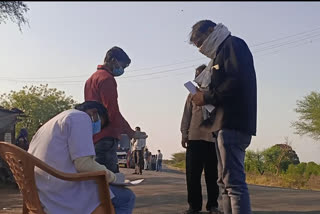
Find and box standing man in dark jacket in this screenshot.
[189,20,257,214]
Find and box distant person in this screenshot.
[15,128,29,151]
[28,101,135,214]
[84,46,145,173]
[131,127,148,175]
[151,155,156,171]
[189,20,257,214]
[180,65,220,214]
[144,148,150,170]
[147,150,152,170]
[156,150,163,172]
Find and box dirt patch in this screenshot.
[0,183,22,214]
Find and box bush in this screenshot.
[305,162,320,178]
[167,152,186,170]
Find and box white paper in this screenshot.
[204,104,215,113]
[111,179,144,186]
[129,179,144,185]
[184,81,215,113]
[184,81,197,95]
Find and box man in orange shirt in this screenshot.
[85,46,143,173]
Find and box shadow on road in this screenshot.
[162,167,185,175]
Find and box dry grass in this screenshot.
[246,173,320,191]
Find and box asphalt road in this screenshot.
[1,165,320,214]
[124,166,320,214]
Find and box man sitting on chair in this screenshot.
[28,101,135,214]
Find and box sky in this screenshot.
[1,2,320,162]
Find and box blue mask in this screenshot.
[91,115,101,135]
[112,67,124,77]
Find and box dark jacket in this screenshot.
[203,35,257,136]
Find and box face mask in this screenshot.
[91,115,101,135]
[112,67,124,77]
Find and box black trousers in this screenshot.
[186,140,219,211]
[133,150,144,174]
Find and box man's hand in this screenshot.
[133,131,148,139]
[113,172,125,184]
[191,89,205,106]
[181,138,188,149]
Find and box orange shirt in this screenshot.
[84,65,134,143]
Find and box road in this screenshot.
[1,165,320,214]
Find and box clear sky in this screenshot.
[1,2,320,162]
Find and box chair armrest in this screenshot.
[34,161,115,213]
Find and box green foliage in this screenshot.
[0,1,29,31]
[171,151,186,163]
[262,144,299,175]
[287,162,320,179]
[287,163,307,176]
[168,152,186,169]
[245,150,265,175]
[168,145,320,190]
[305,161,320,177]
[0,84,77,140]
[292,91,320,141]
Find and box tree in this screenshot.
[245,150,265,175]
[292,91,320,141]
[0,1,29,31]
[0,84,77,140]
[305,162,320,178]
[171,152,186,163]
[170,152,186,169]
[262,142,300,175]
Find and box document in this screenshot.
[111,179,144,186]
[184,81,197,95]
[184,81,215,113]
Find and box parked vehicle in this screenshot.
[117,134,134,168]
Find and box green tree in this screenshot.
[262,143,300,175]
[305,161,320,178]
[292,91,320,141]
[170,152,186,169]
[171,152,186,163]
[245,150,265,175]
[0,84,77,140]
[0,1,29,31]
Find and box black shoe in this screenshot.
[208,207,223,214]
[132,172,138,174]
[183,209,201,214]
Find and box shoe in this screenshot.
[183,209,201,214]
[132,172,138,174]
[208,207,223,214]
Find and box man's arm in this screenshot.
[74,156,116,183]
[99,79,135,137]
[203,39,250,106]
[132,131,148,139]
[180,94,192,148]
[119,114,135,138]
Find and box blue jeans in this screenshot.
[95,137,119,173]
[110,185,136,214]
[216,129,252,214]
[156,159,162,171]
